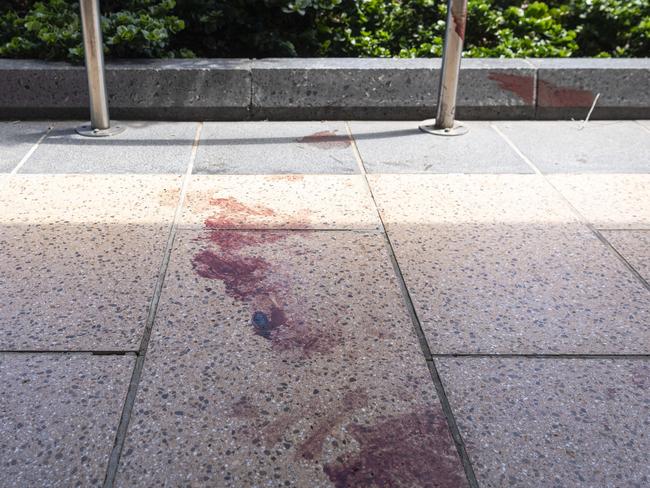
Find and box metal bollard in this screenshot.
[419,0,469,136]
[76,0,124,137]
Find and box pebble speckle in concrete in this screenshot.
[2,119,649,487]
[0,353,134,488]
[437,358,650,488]
[116,230,466,487]
[179,174,379,230]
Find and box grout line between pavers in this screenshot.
[102,121,204,488]
[430,353,650,360]
[10,123,53,175]
[491,123,650,293]
[345,121,480,488]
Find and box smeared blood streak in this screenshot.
[451,7,467,41]
[538,80,594,108]
[192,249,271,302]
[323,411,466,488]
[488,73,535,105]
[205,196,276,229]
[299,389,369,461]
[297,130,351,149]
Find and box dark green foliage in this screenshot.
[0,0,648,62]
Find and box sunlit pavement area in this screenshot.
[1,119,649,487]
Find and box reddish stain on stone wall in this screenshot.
[538,80,594,108]
[323,411,466,488]
[487,73,535,105]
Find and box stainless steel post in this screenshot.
[76,0,124,136]
[419,0,468,136]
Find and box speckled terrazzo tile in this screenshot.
[0,174,181,224]
[496,121,650,173]
[369,175,650,354]
[193,121,358,174]
[0,121,52,173]
[21,121,196,174]
[348,121,530,174]
[0,353,133,488]
[116,230,466,488]
[0,175,180,350]
[547,175,650,229]
[436,358,650,488]
[178,175,379,230]
[601,230,650,282]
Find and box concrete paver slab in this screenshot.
[369,174,650,354]
[601,230,650,282]
[21,121,196,174]
[0,353,133,487]
[436,357,650,488]
[194,121,358,174]
[0,175,180,350]
[548,174,650,229]
[116,230,466,487]
[0,121,51,173]
[349,121,530,174]
[179,175,380,230]
[496,121,650,173]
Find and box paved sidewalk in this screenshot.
[0,120,648,487]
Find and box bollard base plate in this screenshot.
[418,119,469,136]
[75,124,125,137]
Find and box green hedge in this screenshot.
[1,0,648,62]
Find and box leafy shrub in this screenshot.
[0,0,648,61]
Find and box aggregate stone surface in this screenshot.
[0,353,134,488]
[369,174,650,354]
[0,175,180,350]
[116,230,467,487]
[601,230,650,282]
[178,174,379,230]
[437,357,650,488]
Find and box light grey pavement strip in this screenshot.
[193,121,359,174]
[0,121,52,173]
[103,123,202,487]
[0,353,134,488]
[348,121,532,174]
[21,121,197,174]
[494,120,650,173]
[436,357,650,488]
[345,122,479,487]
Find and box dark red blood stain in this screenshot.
[192,229,337,356]
[451,7,467,41]
[299,389,369,461]
[323,411,466,488]
[205,197,276,229]
[488,72,535,105]
[297,130,351,150]
[192,249,272,301]
[538,80,594,108]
